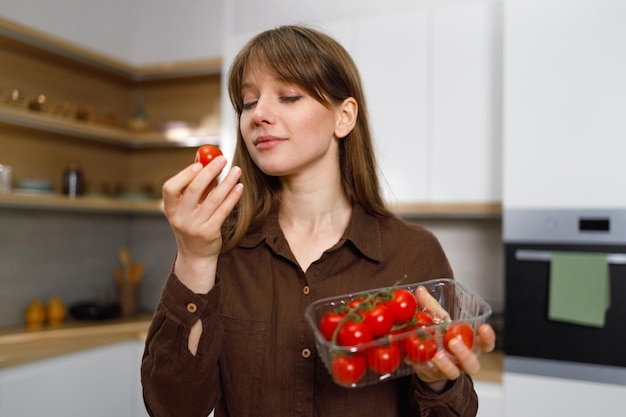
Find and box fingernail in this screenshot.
[191,162,203,172]
[449,337,463,353]
[434,350,448,365]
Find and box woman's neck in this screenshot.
[278,180,351,231]
[277,180,352,271]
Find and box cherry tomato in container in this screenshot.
[195,145,222,166]
[319,311,346,341]
[362,303,395,337]
[337,320,374,347]
[347,297,368,310]
[366,343,402,374]
[403,331,438,363]
[415,311,434,326]
[443,322,474,353]
[414,311,436,335]
[389,289,417,323]
[331,354,366,386]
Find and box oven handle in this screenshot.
[515,249,626,265]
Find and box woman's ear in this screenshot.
[335,97,358,139]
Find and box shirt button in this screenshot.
[302,285,310,295]
[301,348,312,359]
[186,303,197,313]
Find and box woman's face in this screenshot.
[239,67,345,181]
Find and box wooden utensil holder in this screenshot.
[117,281,139,317]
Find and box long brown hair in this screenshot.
[222,25,391,252]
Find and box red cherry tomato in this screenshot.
[403,331,439,363]
[366,343,402,374]
[194,144,222,166]
[194,145,223,195]
[337,320,374,347]
[331,354,366,386]
[348,297,367,310]
[415,311,434,325]
[443,322,474,353]
[362,303,395,337]
[319,311,345,341]
[389,289,417,323]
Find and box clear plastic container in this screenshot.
[304,278,492,388]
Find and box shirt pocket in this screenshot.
[218,314,267,417]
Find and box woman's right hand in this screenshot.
[162,155,243,293]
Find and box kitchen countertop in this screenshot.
[0,317,503,382]
[0,315,152,369]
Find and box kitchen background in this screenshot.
[0,0,506,328]
[1,0,625,416]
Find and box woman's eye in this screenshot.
[281,96,301,104]
[242,100,257,111]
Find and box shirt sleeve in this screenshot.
[409,373,479,416]
[141,271,223,417]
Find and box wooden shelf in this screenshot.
[0,192,163,215]
[0,192,501,218]
[0,105,219,149]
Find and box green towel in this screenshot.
[548,251,610,328]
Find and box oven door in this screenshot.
[505,242,626,368]
[504,209,626,386]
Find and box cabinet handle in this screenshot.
[514,249,626,265]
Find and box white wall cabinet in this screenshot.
[0,341,148,417]
[350,11,431,204]
[503,0,626,209]
[222,0,503,205]
[429,2,502,204]
[335,2,502,205]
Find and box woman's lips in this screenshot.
[254,135,284,150]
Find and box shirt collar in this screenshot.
[238,204,384,263]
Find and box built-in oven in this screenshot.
[504,209,626,386]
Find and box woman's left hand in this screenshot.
[411,323,496,392]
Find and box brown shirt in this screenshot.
[141,205,478,417]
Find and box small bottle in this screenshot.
[62,161,85,198]
[47,296,67,327]
[25,298,46,329]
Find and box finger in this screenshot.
[446,337,480,375]
[406,356,446,384]
[212,182,244,226]
[415,286,450,321]
[180,156,228,208]
[162,162,203,210]
[431,350,462,380]
[198,166,244,227]
[205,165,242,204]
[478,323,496,353]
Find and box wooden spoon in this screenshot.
[130,262,144,284]
[118,247,132,281]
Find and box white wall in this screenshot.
[420,218,504,312]
[0,0,135,62]
[133,0,223,65]
[223,0,491,37]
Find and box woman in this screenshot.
[142,25,495,417]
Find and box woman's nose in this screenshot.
[251,98,273,125]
